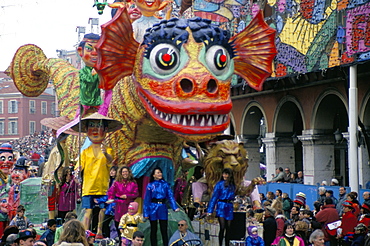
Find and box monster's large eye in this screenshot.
[205,45,230,76]
[149,43,180,75]
[0,156,5,162]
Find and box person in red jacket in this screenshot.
[347,192,361,218]
[338,201,358,239]
[275,209,287,237]
[315,197,340,246]
[358,203,370,228]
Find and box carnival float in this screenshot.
[4,0,277,244]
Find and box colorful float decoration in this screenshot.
[0,143,16,189]
[6,4,276,188]
[6,157,30,220]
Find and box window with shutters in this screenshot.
[41,101,47,115]
[30,100,36,114]
[8,119,18,135]
[8,100,18,114]
[51,102,56,116]
[29,121,35,135]
[0,121,4,135]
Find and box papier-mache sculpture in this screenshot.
[6,6,276,191]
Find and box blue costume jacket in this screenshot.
[207,180,235,220]
[95,195,115,216]
[246,236,265,246]
[40,228,55,246]
[143,179,178,220]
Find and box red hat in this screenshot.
[85,230,96,238]
[293,192,306,206]
[342,200,354,209]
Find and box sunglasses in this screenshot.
[178,224,185,227]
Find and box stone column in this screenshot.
[299,129,336,185]
[263,132,296,181]
[263,133,277,181]
[244,139,261,180]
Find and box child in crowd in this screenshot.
[54,212,77,243]
[245,225,264,246]
[40,219,57,246]
[9,205,34,230]
[119,202,144,246]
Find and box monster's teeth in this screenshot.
[213,115,219,124]
[196,114,200,121]
[176,115,181,123]
[155,109,159,115]
[171,115,178,124]
[160,112,164,119]
[190,116,195,126]
[217,115,223,125]
[165,114,170,121]
[200,116,205,127]
[223,115,228,123]
[207,117,213,126]
[182,117,187,126]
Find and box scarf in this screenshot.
[280,234,299,246]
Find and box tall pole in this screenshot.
[349,65,359,192]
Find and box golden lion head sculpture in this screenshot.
[203,140,248,195]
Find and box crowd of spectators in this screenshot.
[9,131,54,166]
[2,136,370,246]
[268,167,304,184]
[253,187,370,246]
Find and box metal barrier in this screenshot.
[255,183,370,209]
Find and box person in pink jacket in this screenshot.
[57,167,79,221]
[272,222,305,246]
[107,166,139,236]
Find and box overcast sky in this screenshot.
[0,0,111,71]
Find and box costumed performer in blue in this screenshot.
[143,167,180,246]
[207,168,236,246]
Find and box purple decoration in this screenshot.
[276,42,308,73]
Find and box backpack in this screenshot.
[286,197,293,209]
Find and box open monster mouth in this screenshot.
[139,92,231,135]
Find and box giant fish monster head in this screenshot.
[95,7,276,139]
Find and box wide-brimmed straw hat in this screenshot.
[40,116,79,136]
[71,112,123,133]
